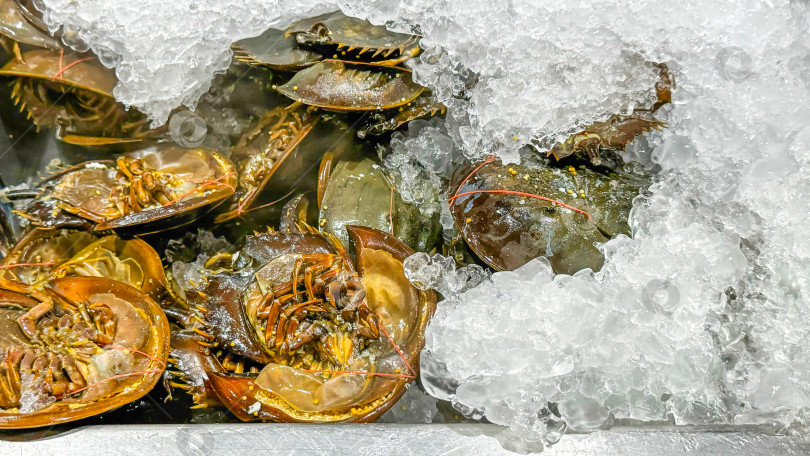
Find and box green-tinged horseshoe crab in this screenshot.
[0,0,59,62]
[548,64,673,164]
[167,224,435,422]
[235,11,419,72]
[274,60,424,112]
[318,156,440,253]
[0,49,155,148]
[11,146,236,235]
[215,103,359,223]
[284,10,419,64]
[233,27,323,72]
[449,153,649,274]
[0,229,170,304]
[0,276,169,428]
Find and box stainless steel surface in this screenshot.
[0,424,808,455]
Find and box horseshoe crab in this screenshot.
[0,276,169,428]
[318,156,440,253]
[235,11,418,71]
[548,64,673,164]
[0,0,59,62]
[168,224,435,422]
[12,146,236,235]
[233,27,323,72]
[548,111,666,165]
[449,153,649,274]
[274,60,423,112]
[0,229,170,304]
[357,93,446,138]
[215,104,359,223]
[234,11,434,132]
[0,49,154,148]
[284,10,419,64]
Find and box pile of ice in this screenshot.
[395,0,809,452]
[38,0,810,453]
[37,0,662,144]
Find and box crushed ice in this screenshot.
[166,229,235,292]
[381,118,459,217]
[38,0,810,452]
[379,385,439,424]
[404,252,489,297]
[18,373,56,414]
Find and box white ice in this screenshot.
[379,385,439,424]
[404,252,489,297]
[382,118,457,217]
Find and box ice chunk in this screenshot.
[18,373,56,414]
[170,257,209,294]
[166,229,235,292]
[382,118,457,217]
[404,252,489,297]
[247,402,261,415]
[165,229,233,264]
[379,385,439,423]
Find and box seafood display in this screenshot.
[0,8,668,429]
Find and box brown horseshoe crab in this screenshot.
[215,103,359,223]
[0,229,170,304]
[548,64,673,164]
[0,49,155,148]
[0,276,169,428]
[274,60,424,112]
[357,93,446,138]
[12,146,236,236]
[168,224,436,422]
[233,27,323,72]
[284,10,419,64]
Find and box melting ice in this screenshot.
[39,0,810,452]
